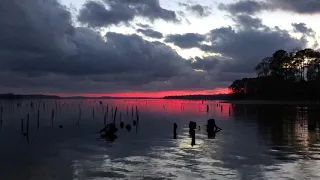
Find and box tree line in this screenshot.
[229,48,320,100]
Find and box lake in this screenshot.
[0,99,320,180]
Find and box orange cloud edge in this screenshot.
[56,88,231,98]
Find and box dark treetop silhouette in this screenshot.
[229,48,320,101]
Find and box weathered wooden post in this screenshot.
[111,107,114,119]
[126,106,128,118]
[26,114,30,141]
[120,112,124,129]
[0,106,3,128]
[136,106,139,124]
[191,127,195,146]
[104,112,107,127]
[135,106,139,133]
[78,106,81,127]
[125,124,132,132]
[21,118,24,135]
[131,106,134,123]
[173,123,177,139]
[206,105,209,113]
[113,107,117,125]
[37,109,40,129]
[51,108,54,126]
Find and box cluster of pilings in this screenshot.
[173,118,222,147]
[0,99,142,143]
[99,104,140,142]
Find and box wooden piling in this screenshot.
[126,106,128,118]
[26,114,30,141]
[136,106,139,133]
[0,107,3,128]
[78,106,81,126]
[131,106,134,122]
[173,123,177,139]
[51,108,54,126]
[120,112,124,129]
[191,129,195,146]
[104,112,107,127]
[136,106,139,124]
[113,107,118,125]
[21,118,24,135]
[37,109,40,129]
[111,107,114,119]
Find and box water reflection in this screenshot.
[0,99,320,179]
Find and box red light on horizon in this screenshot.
[54,88,231,98]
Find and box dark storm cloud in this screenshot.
[179,3,212,17]
[292,23,315,36]
[0,0,311,94]
[78,1,135,27]
[218,0,266,15]
[137,29,163,39]
[186,15,307,74]
[165,33,206,49]
[187,56,220,71]
[220,0,320,15]
[269,0,320,14]
[136,23,152,29]
[201,25,306,73]
[0,0,204,94]
[232,14,263,30]
[78,0,178,27]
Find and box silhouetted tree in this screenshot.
[229,48,320,100]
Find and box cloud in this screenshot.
[232,14,263,30]
[183,15,307,75]
[202,26,306,73]
[0,0,312,95]
[292,23,315,36]
[187,56,220,71]
[179,3,212,17]
[78,0,178,27]
[137,29,163,39]
[78,1,135,27]
[0,0,207,94]
[268,0,320,14]
[219,0,320,15]
[218,0,266,15]
[165,33,206,49]
[136,23,152,29]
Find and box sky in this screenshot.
[0,0,319,97]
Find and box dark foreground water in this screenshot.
[0,99,320,180]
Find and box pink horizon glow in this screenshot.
[54,88,231,98]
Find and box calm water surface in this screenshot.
[0,99,320,180]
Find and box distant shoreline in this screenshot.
[0,93,160,100]
[220,100,320,105]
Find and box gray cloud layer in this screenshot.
[179,3,212,17]
[0,0,311,94]
[165,33,206,49]
[169,15,306,75]
[292,23,315,36]
[219,0,320,15]
[78,0,178,27]
[0,0,203,94]
[137,29,163,39]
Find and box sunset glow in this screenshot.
[57,88,231,98]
